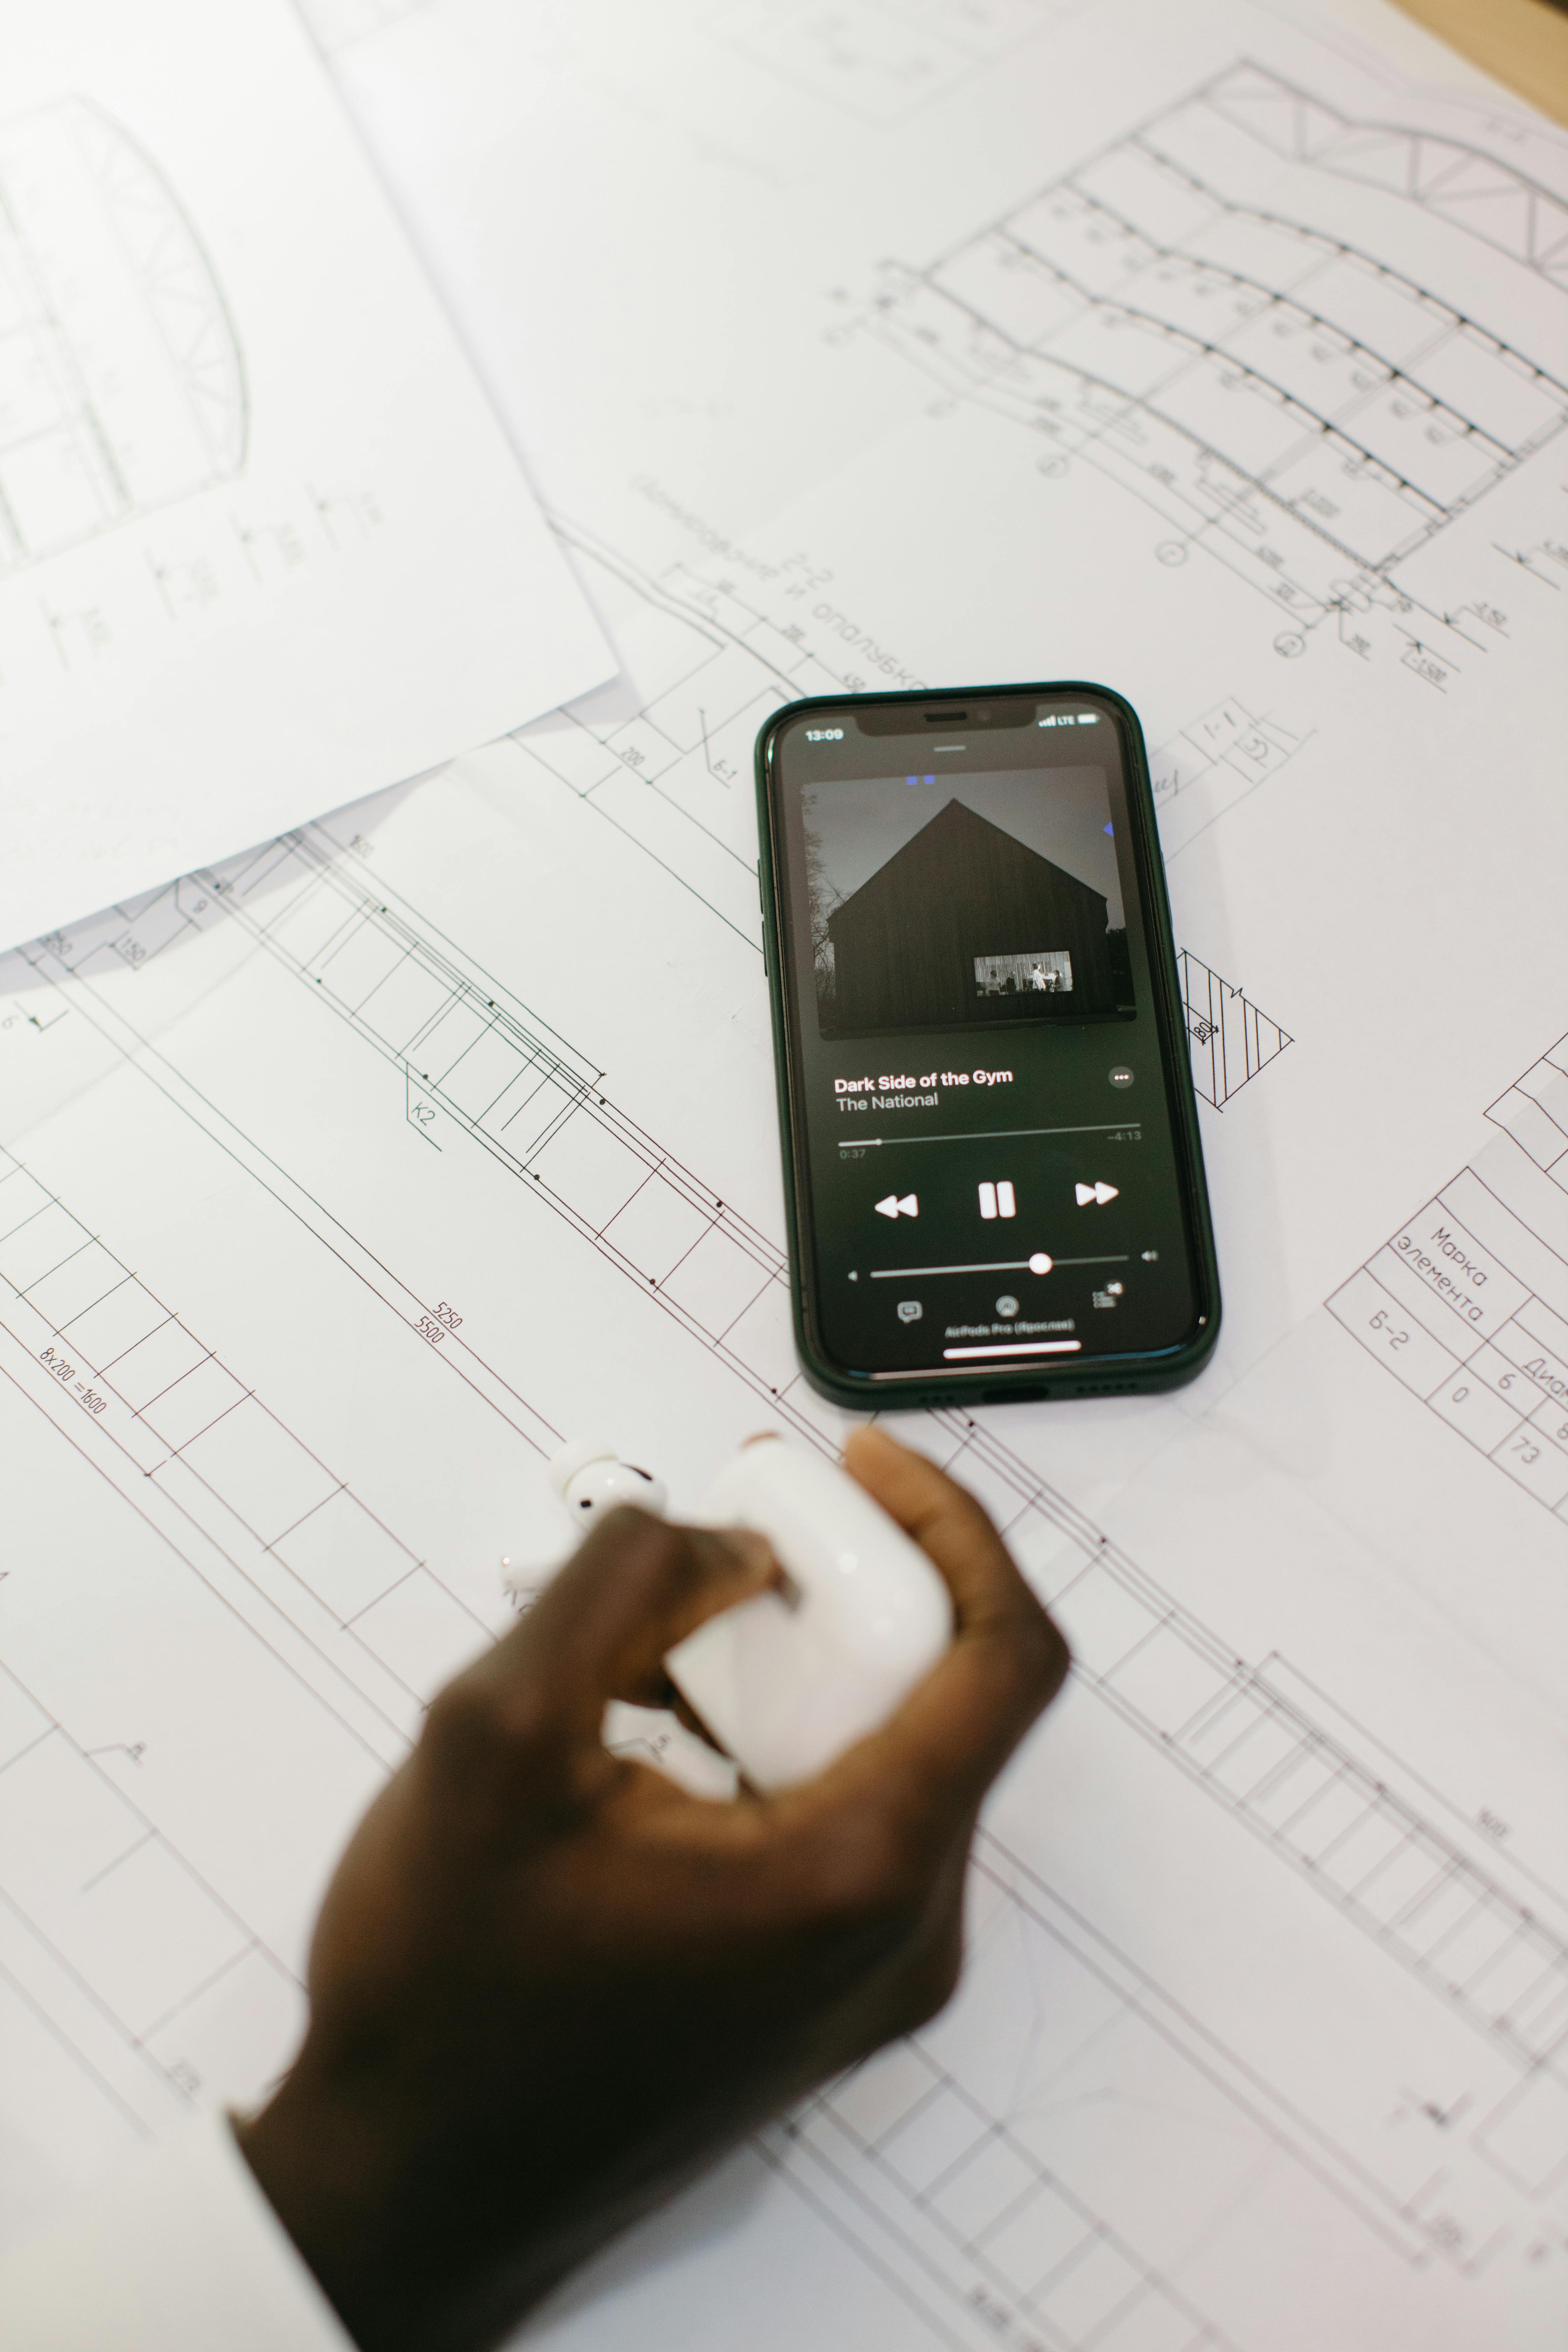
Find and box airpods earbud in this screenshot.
[499,1441,671,1604]
[549,1438,669,1523]
[498,1437,952,1794]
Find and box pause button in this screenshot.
[978,1182,1016,1220]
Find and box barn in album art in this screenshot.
[822,798,1122,1037]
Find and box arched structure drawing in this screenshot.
[0,98,246,574]
[297,0,433,57]
[866,62,1568,628]
[1210,61,1568,290]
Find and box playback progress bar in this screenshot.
[839,1120,1141,1153]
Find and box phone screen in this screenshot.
[765,687,1210,1387]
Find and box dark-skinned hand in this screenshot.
[236,1425,1070,2352]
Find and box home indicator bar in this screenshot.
[943,1339,1083,1358]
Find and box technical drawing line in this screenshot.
[0,99,247,574]
[271,833,776,1281]
[1266,1651,1568,1918]
[0,1944,155,2142]
[12,940,568,1463]
[859,61,1567,657]
[133,1940,260,2050]
[0,1652,277,2073]
[1178,951,1293,1109]
[544,747,763,953]
[530,543,1304,1082]
[929,1412,1568,2081]
[229,824,602,1087]
[773,2083,1249,2351]
[708,0,1076,127]
[78,1830,159,1897]
[517,512,863,922]
[1328,1023,1568,1527]
[296,0,433,57]
[7,983,1416,2294]
[18,842,1563,2087]
[0,1147,441,1745]
[0,1338,409,1761]
[904,218,1505,527]
[572,708,756,869]
[13,859,1567,2280]
[1205,61,1568,289]
[1153,697,1314,859]
[750,2153,975,2352]
[969,1832,1444,2261]
[763,1802,1464,2352]
[176,835,825,1441]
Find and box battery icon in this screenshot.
[1077,713,1099,724]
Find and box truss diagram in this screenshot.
[1209,63,1568,292]
[1328,1028,1568,1532]
[1178,949,1292,1111]
[709,0,1071,125]
[861,61,1568,638]
[0,100,246,575]
[296,0,432,55]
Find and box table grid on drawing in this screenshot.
[1326,1033,1568,1522]
[786,2040,1235,2352]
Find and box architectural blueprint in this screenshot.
[2,0,1566,2346]
[0,101,246,574]
[0,0,610,950]
[1330,1033,1568,1522]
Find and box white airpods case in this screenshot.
[664,1442,953,1791]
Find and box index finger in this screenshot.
[778,1426,1069,1835]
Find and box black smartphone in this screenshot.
[756,681,1219,1407]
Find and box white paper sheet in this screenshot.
[1,1,1566,2346]
[0,0,611,952]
